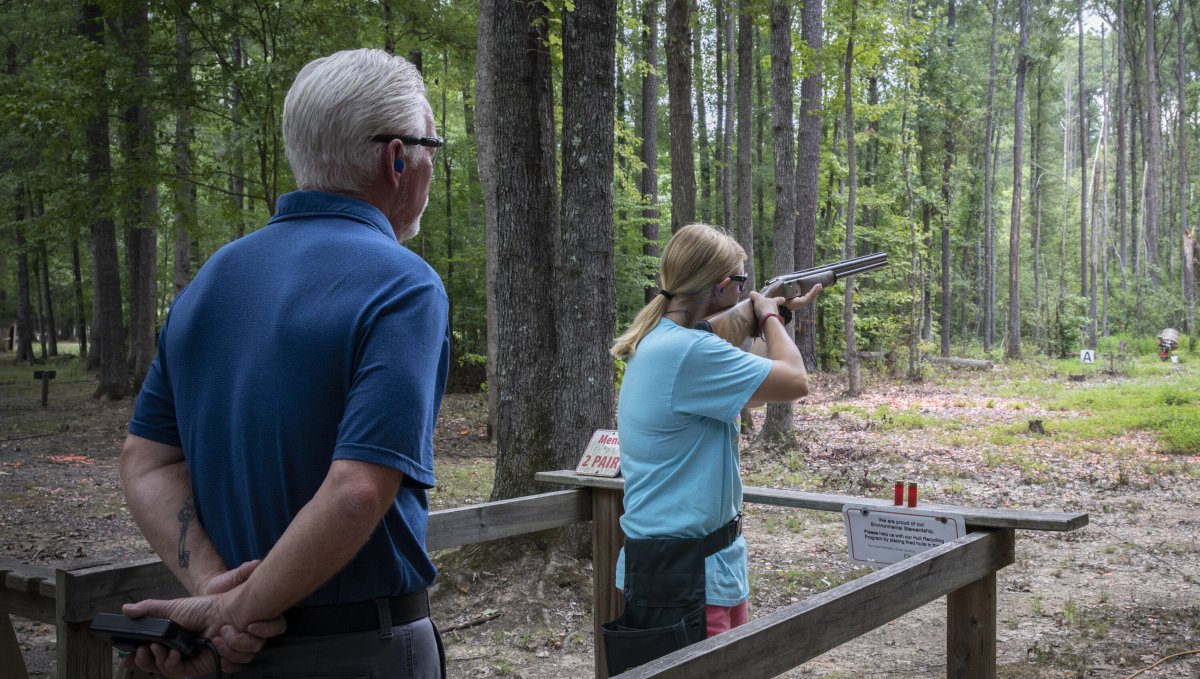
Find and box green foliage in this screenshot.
[1047,371,1200,454]
[0,0,1195,393]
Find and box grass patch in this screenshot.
[1049,380,1200,453]
[429,460,495,510]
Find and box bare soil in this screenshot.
[2,359,1198,678]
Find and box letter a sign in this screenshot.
[1079,349,1095,364]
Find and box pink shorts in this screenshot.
[705,600,749,637]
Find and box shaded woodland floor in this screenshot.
[2,353,1198,677]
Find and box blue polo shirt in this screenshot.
[615,319,772,606]
[130,190,450,607]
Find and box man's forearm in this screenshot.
[120,435,228,594]
[225,459,404,628]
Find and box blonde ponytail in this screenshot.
[611,293,670,360]
[610,223,746,360]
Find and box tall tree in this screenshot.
[761,0,796,441]
[13,207,34,364]
[695,7,712,224]
[173,4,196,296]
[558,0,618,550]
[981,0,998,351]
[641,0,662,304]
[1144,0,1162,278]
[1078,0,1089,300]
[844,0,861,396]
[721,0,735,235]
[939,0,955,357]
[119,0,158,390]
[1176,0,1191,333]
[666,0,696,230]
[80,0,127,399]
[1116,0,1128,281]
[1007,0,1028,359]
[795,0,823,368]
[736,0,754,288]
[477,0,560,500]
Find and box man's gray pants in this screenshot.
[198,616,445,678]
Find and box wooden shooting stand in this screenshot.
[536,470,1087,679]
[3,473,1086,678]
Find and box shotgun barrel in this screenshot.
[700,252,889,348]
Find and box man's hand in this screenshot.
[120,561,286,678]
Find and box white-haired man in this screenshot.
[118,49,449,678]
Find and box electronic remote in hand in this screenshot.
[89,613,204,656]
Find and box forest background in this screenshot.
[1,0,1198,515]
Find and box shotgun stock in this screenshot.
[699,252,889,348]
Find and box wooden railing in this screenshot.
[0,489,593,679]
[2,476,1086,679]
[534,470,1088,679]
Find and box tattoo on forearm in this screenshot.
[177,497,196,569]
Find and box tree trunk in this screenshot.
[173,4,195,297]
[1177,0,1191,334]
[1031,57,1044,350]
[1007,0,1027,359]
[1078,0,1088,299]
[70,227,87,358]
[843,0,861,397]
[981,0,997,351]
[695,9,711,225]
[1116,0,1128,285]
[556,0,618,552]
[641,0,661,304]
[478,0,560,501]
[761,0,796,441]
[38,243,58,357]
[14,206,35,365]
[121,1,159,391]
[736,1,754,286]
[81,0,127,400]
[1144,0,1162,278]
[796,0,823,369]
[939,0,955,358]
[1101,28,1112,335]
[721,0,735,236]
[666,0,696,230]
[230,26,246,240]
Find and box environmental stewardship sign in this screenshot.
[841,505,966,568]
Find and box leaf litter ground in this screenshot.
[2,363,1198,677]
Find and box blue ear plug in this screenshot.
[394,158,405,172]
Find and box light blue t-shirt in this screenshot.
[615,318,773,606]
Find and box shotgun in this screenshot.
[697,252,889,348]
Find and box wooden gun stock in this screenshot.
[700,252,889,348]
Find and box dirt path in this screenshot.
[2,364,1198,678]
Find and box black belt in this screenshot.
[281,589,430,637]
[701,513,742,557]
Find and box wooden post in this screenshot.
[32,371,55,408]
[947,528,1013,679]
[1,612,32,679]
[591,486,624,679]
[56,568,113,679]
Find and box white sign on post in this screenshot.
[1080,349,1096,364]
[575,429,622,477]
[841,504,966,568]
